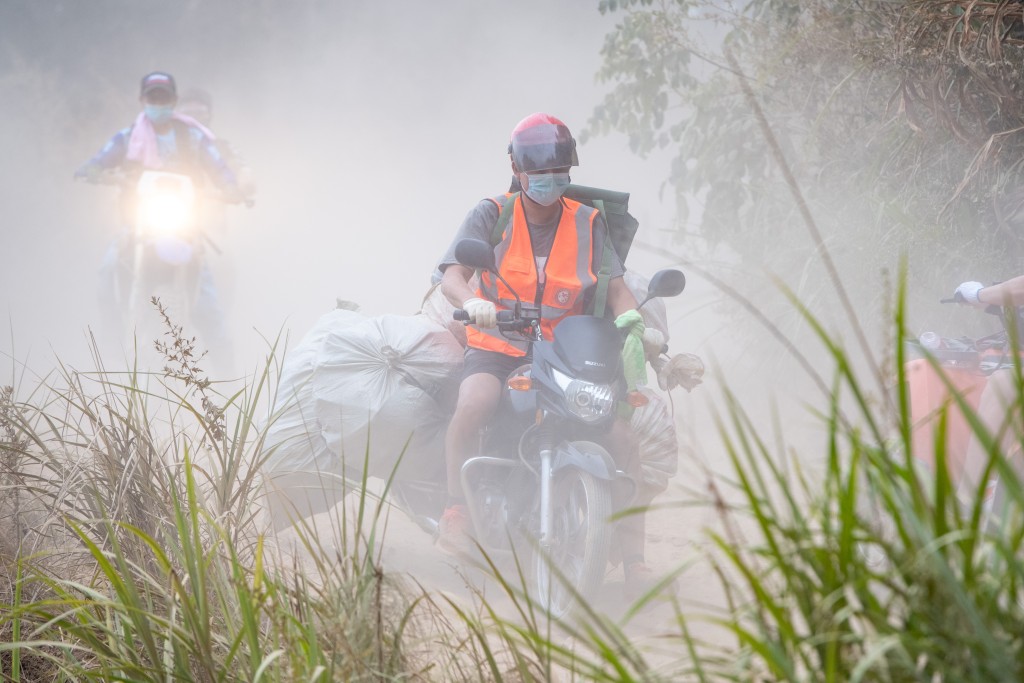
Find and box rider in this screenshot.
[435,113,665,595]
[75,72,240,193]
[953,278,1024,506]
[176,87,256,199]
[75,72,242,362]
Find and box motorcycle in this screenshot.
[125,171,202,328]
[388,237,687,617]
[90,169,245,361]
[907,302,1024,529]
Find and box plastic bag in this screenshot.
[262,307,462,528]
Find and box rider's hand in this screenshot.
[954,281,986,306]
[642,327,666,359]
[74,164,101,183]
[463,297,497,328]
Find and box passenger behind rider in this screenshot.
[175,87,255,319]
[75,72,242,364]
[953,278,1024,506]
[435,113,666,598]
[175,87,256,200]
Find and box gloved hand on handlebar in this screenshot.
[463,297,497,328]
[954,281,986,307]
[73,164,104,183]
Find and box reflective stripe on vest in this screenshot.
[466,195,597,357]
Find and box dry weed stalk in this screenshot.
[152,295,226,442]
[896,0,1024,209]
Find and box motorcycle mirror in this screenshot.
[454,238,498,272]
[638,269,686,308]
[455,237,525,312]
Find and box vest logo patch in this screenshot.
[556,289,571,305]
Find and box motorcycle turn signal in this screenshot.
[507,375,532,392]
[626,391,649,408]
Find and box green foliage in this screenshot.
[588,0,1024,332]
[689,271,1024,681]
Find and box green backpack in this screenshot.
[488,185,640,318]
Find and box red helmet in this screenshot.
[508,113,579,173]
[139,71,177,103]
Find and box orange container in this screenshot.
[906,357,986,484]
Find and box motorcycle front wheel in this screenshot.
[531,448,612,618]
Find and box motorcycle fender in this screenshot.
[552,441,616,480]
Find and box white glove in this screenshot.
[642,327,666,359]
[463,297,497,328]
[954,281,985,306]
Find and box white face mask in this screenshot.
[523,172,570,206]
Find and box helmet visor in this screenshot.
[510,123,578,172]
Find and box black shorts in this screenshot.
[461,348,532,382]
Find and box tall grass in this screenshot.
[2,285,1024,681]
[0,316,433,681]
[665,272,1024,682]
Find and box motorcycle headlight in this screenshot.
[551,367,616,423]
[139,192,191,236]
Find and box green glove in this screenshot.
[614,310,647,418]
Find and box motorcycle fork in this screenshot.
[538,447,553,549]
[127,238,145,318]
[535,419,557,550]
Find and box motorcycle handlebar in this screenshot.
[77,170,129,187]
[942,296,1010,318]
[78,170,254,208]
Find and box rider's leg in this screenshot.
[445,372,503,499]
[958,368,1022,505]
[95,237,127,353]
[438,370,503,554]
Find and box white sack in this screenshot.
[312,313,462,479]
[420,282,469,346]
[262,308,462,529]
[261,308,364,529]
[632,388,678,496]
[624,271,670,342]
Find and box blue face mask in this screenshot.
[524,172,571,206]
[144,104,174,125]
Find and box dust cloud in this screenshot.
[0,1,844,639]
[0,1,832,514]
[0,1,712,380]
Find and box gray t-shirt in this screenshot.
[434,197,625,286]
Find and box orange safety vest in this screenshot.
[466,194,598,357]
